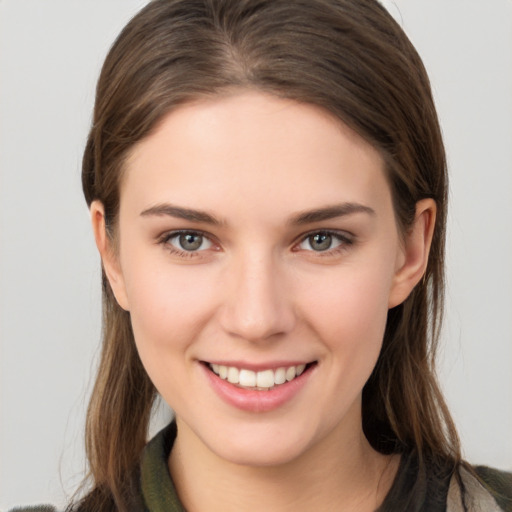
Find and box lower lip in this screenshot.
[202,363,314,413]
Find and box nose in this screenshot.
[218,251,296,342]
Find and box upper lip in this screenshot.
[201,360,316,371]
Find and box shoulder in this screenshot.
[7,507,57,512]
[474,465,512,512]
[447,464,512,512]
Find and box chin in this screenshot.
[214,436,311,468]
[193,417,321,468]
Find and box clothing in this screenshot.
[9,422,512,511]
[140,423,512,512]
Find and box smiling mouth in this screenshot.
[205,362,317,391]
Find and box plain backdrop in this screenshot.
[1,0,511,509]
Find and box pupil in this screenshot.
[180,233,202,251]
[311,233,332,251]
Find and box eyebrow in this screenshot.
[140,202,374,226]
[289,203,375,225]
[140,204,223,225]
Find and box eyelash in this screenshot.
[295,230,354,256]
[157,230,215,259]
[157,229,354,258]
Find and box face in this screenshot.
[97,92,423,467]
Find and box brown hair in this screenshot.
[79,0,458,509]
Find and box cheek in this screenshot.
[127,265,217,339]
[301,258,394,359]
[121,252,218,378]
[123,265,222,411]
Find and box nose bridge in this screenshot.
[220,247,295,341]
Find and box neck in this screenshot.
[168,415,399,512]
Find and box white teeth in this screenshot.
[285,366,296,381]
[274,367,286,385]
[239,369,256,387]
[210,363,310,389]
[227,366,239,384]
[256,369,274,388]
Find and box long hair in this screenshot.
[79,0,458,508]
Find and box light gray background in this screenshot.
[1,0,511,508]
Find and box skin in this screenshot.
[92,91,435,511]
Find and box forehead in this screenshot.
[122,92,391,219]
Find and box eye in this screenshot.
[297,231,351,252]
[166,231,213,252]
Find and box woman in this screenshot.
[11,0,511,510]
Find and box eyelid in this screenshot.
[156,228,354,257]
[293,229,354,252]
[157,229,220,255]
